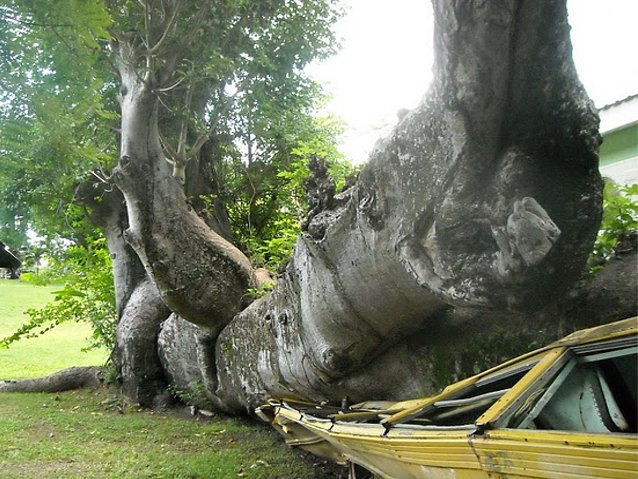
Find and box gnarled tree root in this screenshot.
[0,366,103,393]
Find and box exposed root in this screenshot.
[0,366,103,393]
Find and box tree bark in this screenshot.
[0,367,102,393]
[112,0,605,412]
[115,278,171,406]
[158,314,220,408]
[111,37,255,332]
[208,0,602,411]
[79,183,172,406]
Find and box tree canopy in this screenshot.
[0,0,347,256]
[0,0,350,358]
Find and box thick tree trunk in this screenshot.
[158,314,220,408]
[111,39,255,332]
[79,184,171,406]
[115,278,171,406]
[210,0,602,411]
[112,0,605,413]
[79,184,146,317]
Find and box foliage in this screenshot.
[589,182,638,269]
[0,0,117,243]
[167,381,215,410]
[222,115,360,271]
[1,233,116,353]
[0,0,347,264]
[244,280,276,301]
[0,279,106,379]
[101,0,348,274]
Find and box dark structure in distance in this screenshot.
[0,241,21,278]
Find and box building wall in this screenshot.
[599,124,638,166]
[598,95,638,185]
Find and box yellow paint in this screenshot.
[553,317,638,347]
[258,318,638,479]
[472,429,638,479]
[475,347,568,427]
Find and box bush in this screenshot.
[589,182,638,269]
[1,233,116,354]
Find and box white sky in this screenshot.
[308,0,638,163]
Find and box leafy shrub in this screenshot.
[167,381,215,410]
[589,182,638,269]
[216,115,361,273]
[18,272,50,286]
[1,232,116,353]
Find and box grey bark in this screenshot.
[559,242,638,328]
[157,314,220,408]
[111,0,608,413]
[111,37,255,332]
[212,0,602,411]
[115,278,171,406]
[79,184,145,317]
[0,367,102,393]
[79,184,171,406]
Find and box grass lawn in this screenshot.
[0,279,108,379]
[0,280,342,478]
[0,389,332,478]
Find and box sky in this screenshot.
[308,0,638,163]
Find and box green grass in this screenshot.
[0,279,108,379]
[0,389,327,478]
[0,280,340,478]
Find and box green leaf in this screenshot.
[52,287,87,299]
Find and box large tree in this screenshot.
[3,0,635,413]
[109,0,607,411]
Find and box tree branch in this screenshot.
[177,81,194,157]
[147,2,179,55]
[142,0,153,83]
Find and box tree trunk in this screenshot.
[210,0,603,411]
[112,0,605,412]
[115,278,171,406]
[79,184,171,406]
[111,38,255,333]
[158,314,219,408]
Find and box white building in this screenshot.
[598,94,638,185]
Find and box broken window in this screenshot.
[512,338,637,433]
[397,357,540,427]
